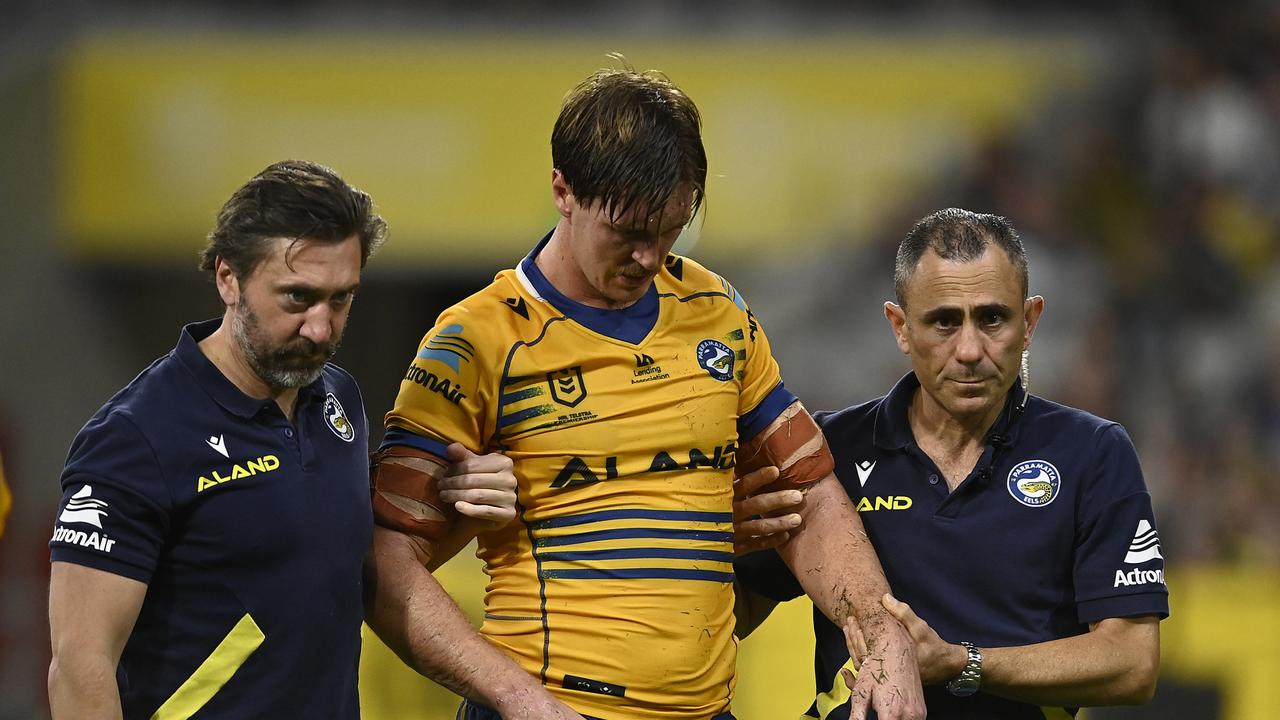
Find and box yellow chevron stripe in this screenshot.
[1040,706,1077,719]
[150,613,265,720]
[814,657,857,719]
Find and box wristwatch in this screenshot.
[945,641,983,697]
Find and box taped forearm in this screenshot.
[736,401,834,494]
[370,446,456,540]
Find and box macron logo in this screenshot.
[1124,519,1163,564]
[206,434,229,458]
[58,485,109,528]
[855,460,876,487]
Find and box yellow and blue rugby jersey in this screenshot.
[384,234,797,719]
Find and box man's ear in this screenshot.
[551,169,574,219]
[1023,295,1045,349]
[214,258,240,307]
[885,302,910,355]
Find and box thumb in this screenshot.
[446,442,478,463]
[840,666,856,690]
[881,592,907,619]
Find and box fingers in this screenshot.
[439,487,515,508]
[737,513,801,539]
[847,678,872,720]
[733,509,800,555]
[444,443,513,477]
[438,472,517,491]
[736,488,802,518]
[733,465,781,498]
[445,441,478,462]
[449,499,517,524]
[734,530,790,555]
[843,618,868,668]
[842,666,871,720]
[441,444,517,526]
[881,593,912,623]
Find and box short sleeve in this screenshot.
[49,410,171,584]
[734,547,805,603]
[1073,424,1169,623]
[383,307,494,455]
[731,288,798,441]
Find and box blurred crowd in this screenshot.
[970,2,1280,565]
[765,1,1280,566]
[2,2,1279,718]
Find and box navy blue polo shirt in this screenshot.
[736,373,1168,720]
[50,319,372,720]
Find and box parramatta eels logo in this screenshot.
[324,392,355,442]
[1007,460,1061,508]
[696,339,735,382]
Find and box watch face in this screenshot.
[947,681,979,698]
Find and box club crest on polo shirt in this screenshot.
[324,393,355,442]
[1007,459,1060,508]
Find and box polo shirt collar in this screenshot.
[175,318,328,419]
[873,372,1028,451]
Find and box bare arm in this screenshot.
[778,475,924,720]
[363,526,583,719]
[985,617,1160,705]
[48,562,147,720]
[880,594,1160,705]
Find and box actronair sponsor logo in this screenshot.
[1124,519,1163,564]
[51,525,117,553]
[59,485,109,528]
[1114,567,1165,587]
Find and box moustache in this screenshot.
[618,265,653,279]
[272,338,334,365]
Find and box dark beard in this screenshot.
[231,302,339,391]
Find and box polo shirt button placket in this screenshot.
[928,474,939,485]
[281,425,304,465]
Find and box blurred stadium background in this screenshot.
[2,1,1278,718]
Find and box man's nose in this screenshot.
[953,323,984,364]
[632,239,664,271]
[298,304,333,345]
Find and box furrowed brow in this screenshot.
[920,307,964,324]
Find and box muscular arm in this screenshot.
[739,402,923,719]
[363,527,582,718]
[779,476,912,654]
[882,594,1160,705]
[985,616,1160,705]
[48,562,146,720]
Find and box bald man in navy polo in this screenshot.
[736,208,1166,720]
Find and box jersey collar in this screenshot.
[518,230,660,345]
